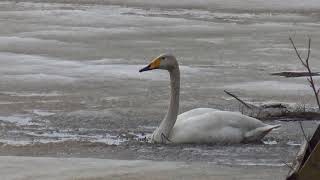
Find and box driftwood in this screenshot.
[223,90,289,110]
[223,90,290,119]
[271,71,320,78]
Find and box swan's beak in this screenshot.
[139,65,151,72]
[139,57,161,72]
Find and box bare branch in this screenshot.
[289,36,307,67]
[298,121,312,154]
[290,36,320,111]
[306,37,311,64]
[307,78,312,84]
[281,160,294,171]
[287,36,320,180]
[224,90,255,109]
[298,121,309,142]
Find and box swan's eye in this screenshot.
[160,57,166,61]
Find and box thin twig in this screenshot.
[289,36,307,67]
[224,90,254,109]
[281,160,294,171]
[306,37,311,64]
[298,121,312,154]
[298,121,308,142]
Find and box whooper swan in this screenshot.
[139,54,280,144]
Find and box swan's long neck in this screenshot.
[158,66,180,138]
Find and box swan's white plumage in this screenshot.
[171,109,279,144]
[140,54,280,144]
[177,108,220,121]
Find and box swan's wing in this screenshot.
[177,108,220,121]
[172,111,244,143]
[178,110,264,129]
[171,111,279,144]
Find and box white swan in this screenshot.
[139,54,280,144]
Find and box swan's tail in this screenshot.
[269,124,281,129]
[243,124,281,142]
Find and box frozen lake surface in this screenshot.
[0,0,320,176]
[0,156,288,180]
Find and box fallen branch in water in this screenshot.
[223,90,256,109]
[271,71,320,78]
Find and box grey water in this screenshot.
[0,0,320,167]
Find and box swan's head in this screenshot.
[139,54,178,72]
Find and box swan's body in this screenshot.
[172,109,279,143]
[139,54,280,144]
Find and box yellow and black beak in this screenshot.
[139,57,161,72]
